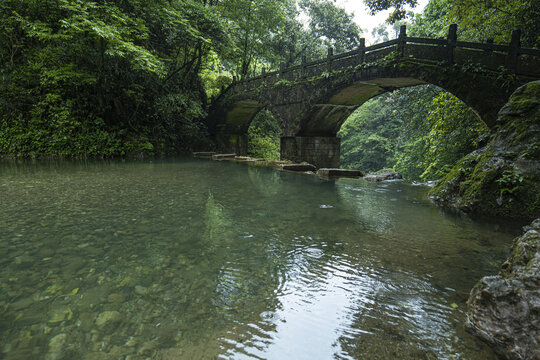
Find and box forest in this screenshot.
[0,0,539,180]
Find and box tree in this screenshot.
[448,0,540,47]
[371,24,390,43]
[218,0,292,78]
[364,0,418,23]
[300,0,363,53]
[406,0,539,47]
[407,0,449,38]
[0,0,228,157]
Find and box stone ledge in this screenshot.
[211,153,236,160]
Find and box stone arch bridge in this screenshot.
[207,25,540,168]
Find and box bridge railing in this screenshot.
[229,24,540,93]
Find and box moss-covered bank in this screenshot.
[429,81,540,220]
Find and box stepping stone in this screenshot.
[192,152,216,158]
[317,168,363,178]
[281,163,317,172]
[232,156,265,162]
[212,153,236,160]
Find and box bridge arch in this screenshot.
[209,98,285,155]
[295,74,487,138]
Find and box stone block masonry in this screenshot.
[280,137,340,168]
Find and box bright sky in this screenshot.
[336,0,430,44]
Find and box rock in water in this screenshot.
[46,333,67,360]
[135,285,148,295]
[95,311,122,332]
[467,218,540,359]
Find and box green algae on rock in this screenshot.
[430,81,540,220]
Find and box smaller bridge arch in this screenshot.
[207,98,286,155]
[207,25,540,167]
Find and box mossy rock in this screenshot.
[430,81,540,220]
[467,219,540,359]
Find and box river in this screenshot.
[0,158,521,359]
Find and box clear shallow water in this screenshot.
[0,158,521,360]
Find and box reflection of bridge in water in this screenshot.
[208,25,540,168]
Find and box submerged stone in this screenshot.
[46,333,67,360]
[48,307,70,324]
[135,285,149,295]
[95,311,122,332]
[9,296,33,311]
[107,293,125,303]
[467,218,540,359]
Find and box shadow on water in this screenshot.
[0,158,521,359]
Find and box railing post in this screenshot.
[507,29,521,73]
[446,24,457,64]
[358,38,365,64]
[398,25,407,57]
[301,55,307,78]
[327,47,333,72]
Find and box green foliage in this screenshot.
[496,168,525,196]
[408,0,450,38]
[339,85,488,181]
[367,0,540,47]
[218,0,293,78]
[0,0,228,158]
[416,92,488,180]
[364,0,419,23]
[247,109,280,160]
[371,24,390,43]
[406,0,540,47]
[448,0,540,47]
[299,0,363,53]
[339,94,402,172]
[395,90,488,181]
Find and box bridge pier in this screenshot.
[280,136,340,168]
[215,133,248,156]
